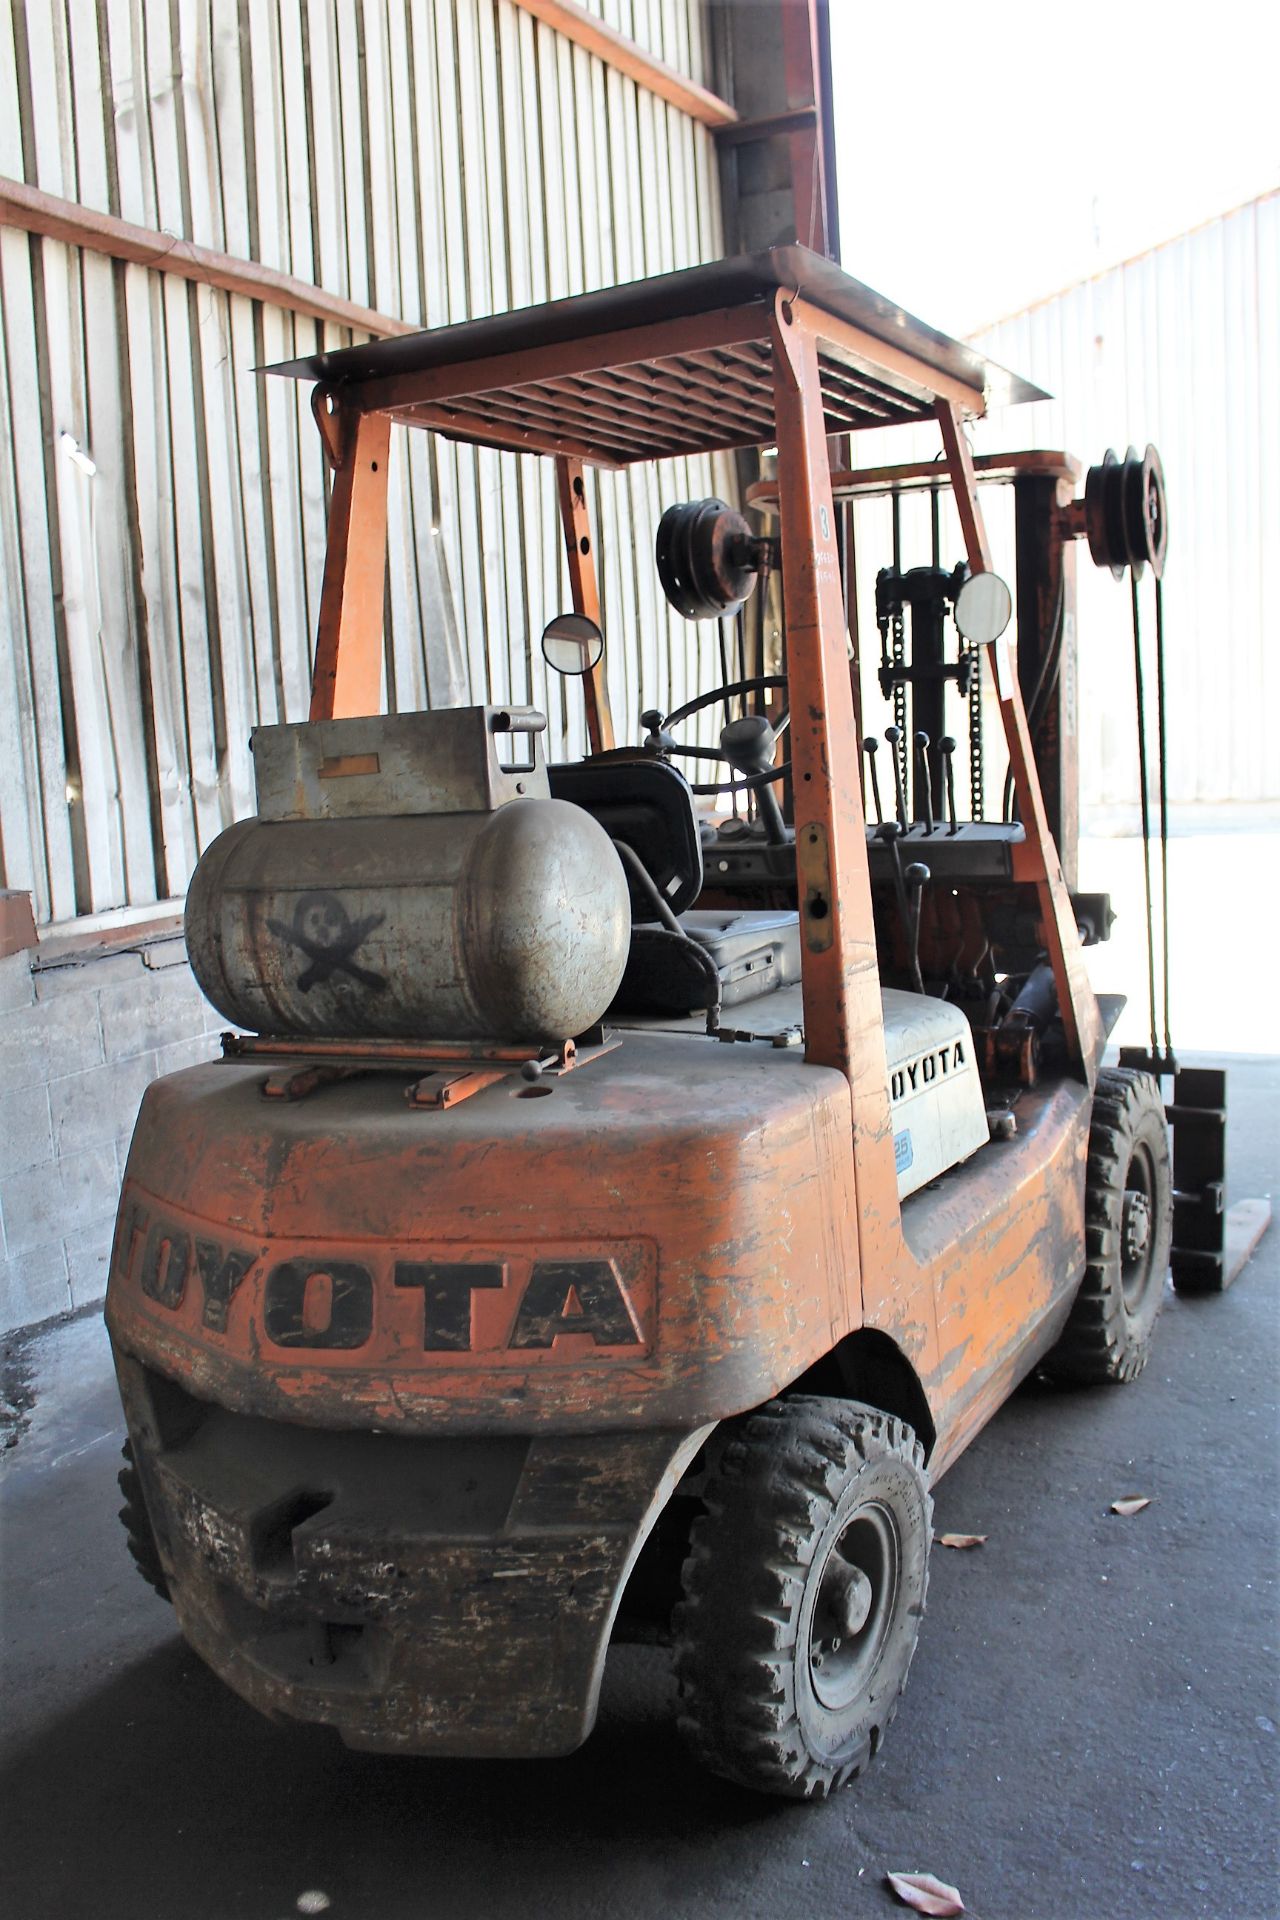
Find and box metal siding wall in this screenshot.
[842,193,1278,813]
[0,0,733,925]
[972,194,1279,810]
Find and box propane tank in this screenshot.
[185,707,630,1045]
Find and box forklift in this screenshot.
[107,249,1202,1798]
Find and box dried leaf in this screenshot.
[938,1532,988,1550]
[1110,1495,1152,1517]
[885,1870,966,1916]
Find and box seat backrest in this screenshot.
[548,755,704,914]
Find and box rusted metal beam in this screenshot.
[309,401,392,721]
[715,104,817,146]
[747,450,1082,509]
[401,400,629,470]
[347,305,775,418]
[936,391,997,564]
[936,399,994,573]
[768,294,870,1086]
[555,458,616,753]
[802,301,984,419]
[1015,471,1080,887]
[931,407,1099,1079]
[509,0,737,127]
[780,0,832,256]
[0,174,415,339]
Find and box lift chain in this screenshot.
[967,643,984,820]
[891,610,908,799]
[888,488,910,810]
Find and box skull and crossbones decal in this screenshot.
[268,891,388,994]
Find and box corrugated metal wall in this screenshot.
[0,0,735,927]
[844,191,1278,815]
[972,193,1279,811]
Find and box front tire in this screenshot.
[118,1441,171,1602]
[1046,1066,1172,1384]
[673,1396,931,1799]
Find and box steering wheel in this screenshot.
[641,675,790,797]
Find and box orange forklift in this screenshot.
[107,250,1191,1797]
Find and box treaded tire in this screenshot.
[118,1441,171,1602]
[1045,1066,1172,1384]
[673,1395,931,1799]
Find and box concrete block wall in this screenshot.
[0,925,222,1333]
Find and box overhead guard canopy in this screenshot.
[263,246,1047,471]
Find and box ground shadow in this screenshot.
[1,1632,796,1920]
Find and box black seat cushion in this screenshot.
[549,756,704,914]
[611,909,802,1016]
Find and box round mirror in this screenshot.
[541,612,604,676]
[953,570,1012,646]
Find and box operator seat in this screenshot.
[549,756,802,1014]
[549,755,704,912]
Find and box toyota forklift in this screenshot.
[107,249,1203,1798]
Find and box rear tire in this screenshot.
[673,1396,931,1799]
[1046,1067,1171,1384]
[118,1441,171,1602]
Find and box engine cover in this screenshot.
[882,990,989,1199]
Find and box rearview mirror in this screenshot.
[541,613,604,676]
[953,570,1012,647]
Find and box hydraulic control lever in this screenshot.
[861,736,884,826]
[876,824,926,996]
[913,731,935,834]
[884,725,908,830]
[905,862,931,996]
[939,735,959,834]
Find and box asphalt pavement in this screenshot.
[2,1050,1276,1920]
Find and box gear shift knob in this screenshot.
[720,712,779,778]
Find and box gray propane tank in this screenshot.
[185,707,630,1044]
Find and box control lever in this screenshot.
[913,731,935,834]
[861,736,884,826]
[876,824,925,996]
[939,735,959,834]
[640,708,678,756]
[884,725,908,830]
[905,861,931,997]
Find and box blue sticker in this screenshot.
[894,1129,914,1174]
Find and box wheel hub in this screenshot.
[807,1506,898,1711]
[1122,1188,1151,1265]
[826,1562,874,1637]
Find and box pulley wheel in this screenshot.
[657,498,761,621]
[1083,445,1168,581]
[1124,444,1168,581]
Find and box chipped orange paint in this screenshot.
[554,455,616,754]
[106,1036,1087,1474]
